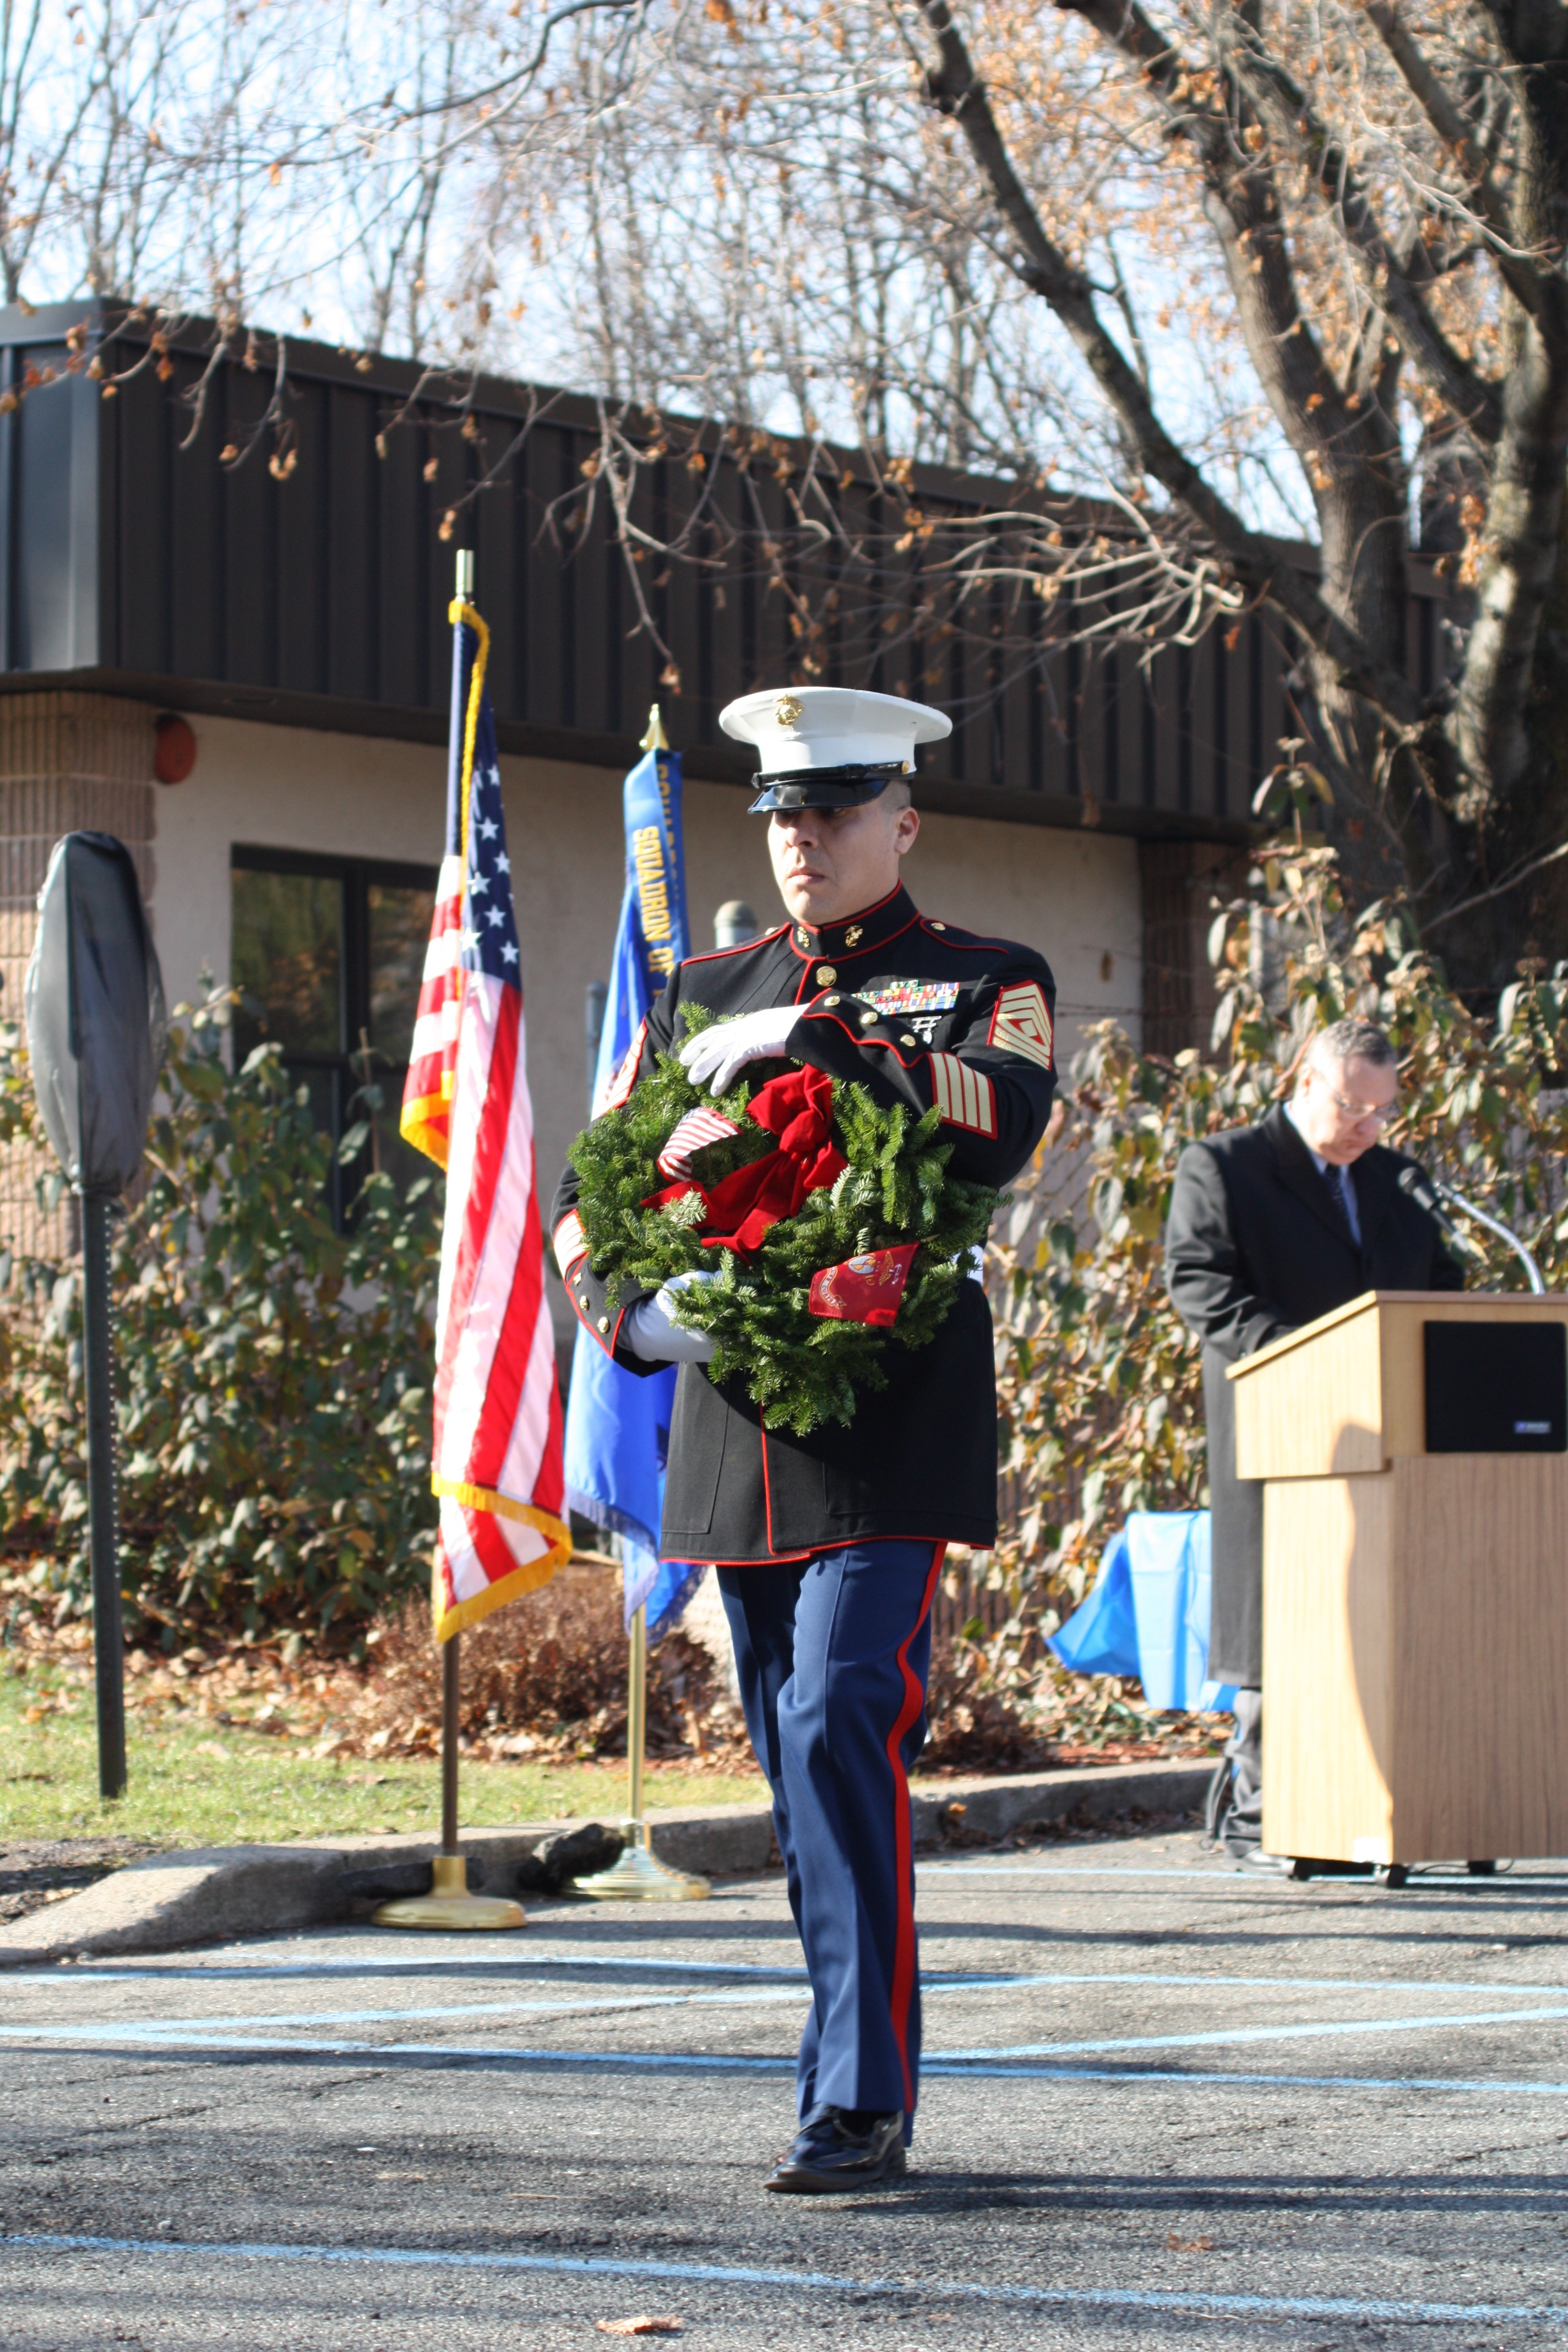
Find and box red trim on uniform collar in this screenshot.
[785,883,918,965]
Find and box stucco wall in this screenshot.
[150,711,1142,1242]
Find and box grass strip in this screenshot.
[2,1667,764,1848]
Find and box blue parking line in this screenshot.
[8,2228,1568,2328]
[24,1956,1568,2002]
[9,2032,1568,2097]
[13,1972,1555,2040]
[9,2030,1568,2100]
[921,1863,1568,1887]
[8,1995,1561,2065]
[934,2000,1568,2061]
[0,1985,811,2041]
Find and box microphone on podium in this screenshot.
[1397,1163,1545,1293]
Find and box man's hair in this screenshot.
[881,776,913,813]
[1306,1017,1397,1074]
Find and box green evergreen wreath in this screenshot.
[569,1006,998,1435]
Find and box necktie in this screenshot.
[1325,1162,1359,1244]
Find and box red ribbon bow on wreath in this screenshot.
[644,1065,847,1256]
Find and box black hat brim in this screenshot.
[747,761,907,814]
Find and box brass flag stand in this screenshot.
[373,1633,527,1931]
[573,1600,711,1901]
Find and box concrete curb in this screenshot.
[0,1756,1211,1967]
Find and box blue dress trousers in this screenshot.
[718,1539,945,2135]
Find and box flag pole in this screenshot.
[575,1588,710,1901]
[375,547,533,1936]
[375,1625,525,1929]
[575,701,710,1904]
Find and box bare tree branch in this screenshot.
[1055,0,1503,442]
[912,0,1422,723]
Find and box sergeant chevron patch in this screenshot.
[930,1052,997,1136]
[988,981,1054,1071]
[553,1210,588,1277]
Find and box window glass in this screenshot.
[230,853,436,1222]
[367,883,431,1067]
[231,870,344,1063]
[366,881,437,1196]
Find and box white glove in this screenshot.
[678,1006,801,1094]
[623,1272,718,1364]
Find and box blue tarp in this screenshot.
[1049,1510,1236,1713]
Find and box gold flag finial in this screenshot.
[640,703,669,753]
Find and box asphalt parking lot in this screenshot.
[5,1826,1568,2350]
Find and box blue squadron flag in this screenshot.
[557,716,702,1637]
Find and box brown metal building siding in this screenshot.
[2,301,1453,846]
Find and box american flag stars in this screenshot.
[461,755,522,983]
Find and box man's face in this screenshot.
[1294,1052,1400,1166]
[767,794,921,925]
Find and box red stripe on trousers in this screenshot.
[433,983,520,1450]
[885,1539,946,2112]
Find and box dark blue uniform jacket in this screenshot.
[551,881,1057,1562]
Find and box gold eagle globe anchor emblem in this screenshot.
[775,693,804,728]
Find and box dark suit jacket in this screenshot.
[1165,1102,1464,1684]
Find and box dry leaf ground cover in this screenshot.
[0,1565,766,1854]
[3,1551,1217,1869]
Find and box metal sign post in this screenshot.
[25,831,167,1804]
[79,1193,126,1798]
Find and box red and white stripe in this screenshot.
[552,1208,588,1278]
[656,1106,741,1179]
[929,1050,997,1137]
[430,966,570,1637]
[399,852,466,1166]
[596,1018,647,1116]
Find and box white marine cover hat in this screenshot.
[719,685,952,812]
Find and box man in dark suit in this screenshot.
[1166,1018,1465,1860]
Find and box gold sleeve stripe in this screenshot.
[988,981,1054,1072]
[930,1051,997,1137]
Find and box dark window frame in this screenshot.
[230,842,438,1225]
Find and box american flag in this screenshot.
[401,602,571,1640]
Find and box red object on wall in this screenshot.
[153,713,197,785]
[807,1243,919,1327]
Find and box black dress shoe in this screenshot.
[764,2109,906,2194]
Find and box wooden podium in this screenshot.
[1228,1292,1568,1869]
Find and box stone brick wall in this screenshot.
[0,693,156,1259]
[1139,837,1251,1061]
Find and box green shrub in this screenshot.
[0,990,441,1647]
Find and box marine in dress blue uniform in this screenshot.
[551,688,1058,2190]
